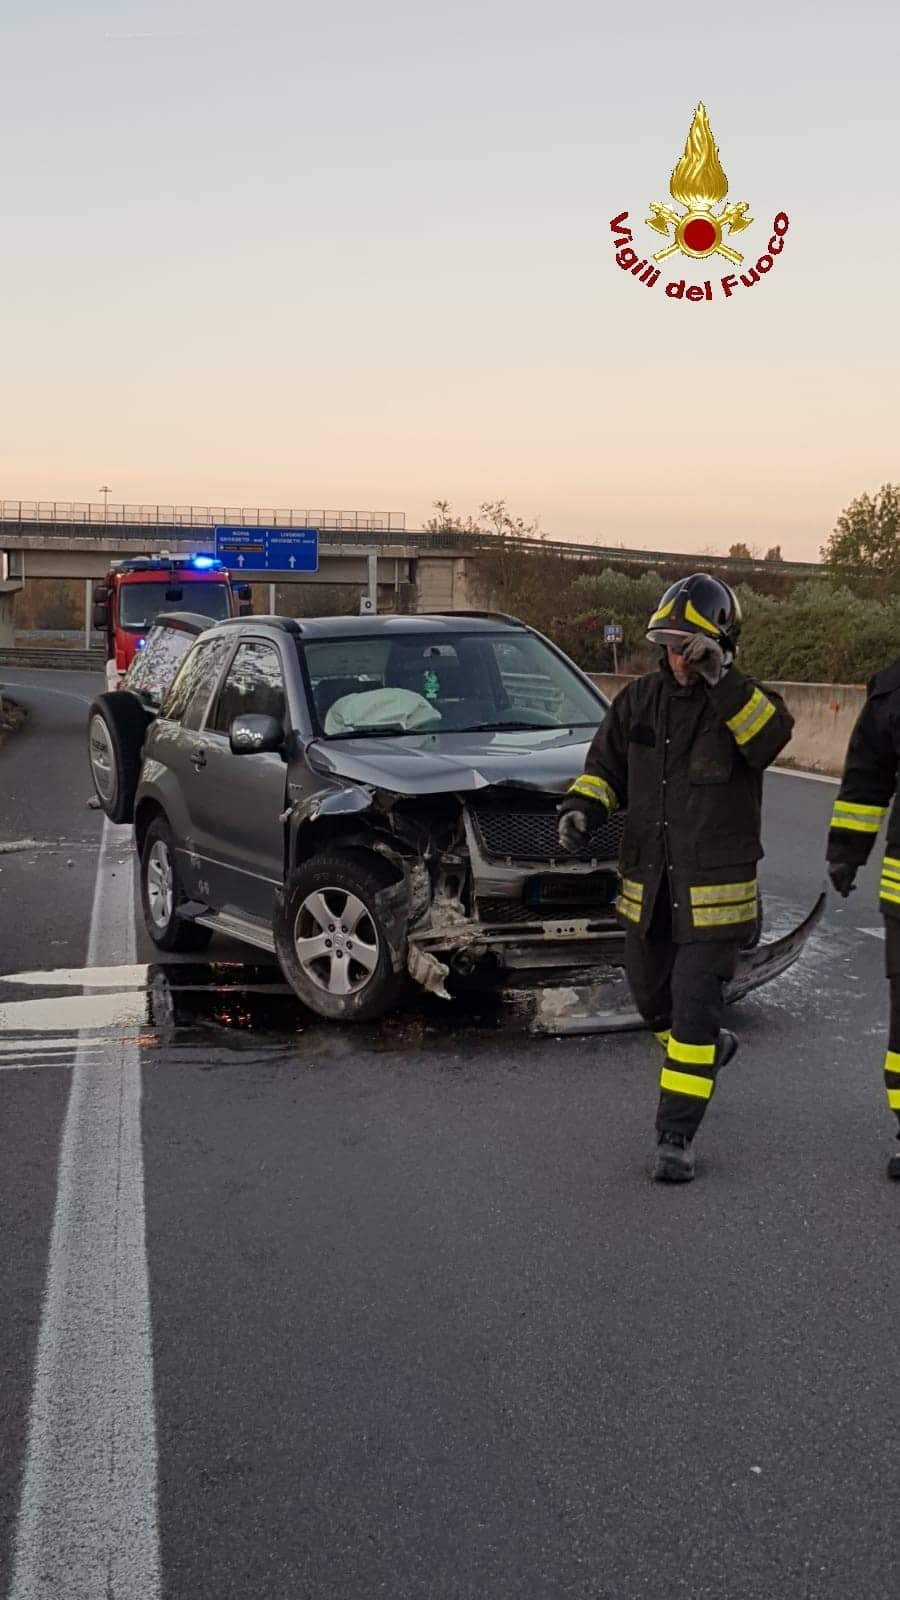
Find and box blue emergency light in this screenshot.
[191,554,221,570]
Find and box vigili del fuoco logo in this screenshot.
[610,103,789,302]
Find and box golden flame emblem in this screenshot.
[646,104,753,265]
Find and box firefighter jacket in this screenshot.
[568,660,794,942]
[827,657,900,917]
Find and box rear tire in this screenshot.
[140,815,214,952]
[275,852,406,1021]
[87,692,150,823]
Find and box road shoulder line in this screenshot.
[10,819,162,1600]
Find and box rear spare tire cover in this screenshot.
[87,692,151,824]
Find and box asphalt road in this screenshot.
[1,668,897,1600]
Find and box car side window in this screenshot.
[181,639,233,730]
[160,639,231,727]
[208,641,286,735]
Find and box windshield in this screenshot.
[302,630,606,738]
[118,580,231,632]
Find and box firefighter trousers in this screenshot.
[624,880,739,1140]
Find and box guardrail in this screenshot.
[0,500,406,532]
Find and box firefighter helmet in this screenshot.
[646,573,742,654]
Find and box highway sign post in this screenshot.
[214,526,319,574]
[604,622,623,674]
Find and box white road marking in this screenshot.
[10,819,162,1600]
[0,680,97,706]
[860,927,886,941]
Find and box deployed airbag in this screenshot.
[324,687,443,736]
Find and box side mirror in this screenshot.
[229,714,284,755]
[93,585,109,604]
[236,585,253,617]
[93,602,109,630]
[239,601,253,617]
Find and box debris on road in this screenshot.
[0,694,26,751]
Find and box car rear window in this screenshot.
[120,625,197,706]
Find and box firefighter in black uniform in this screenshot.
[827,657,900,1179]
[557,574,794,1182]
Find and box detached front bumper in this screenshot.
[407,894,826,1033]
[521,893,827,1035]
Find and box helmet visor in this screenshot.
[647,627,694,654]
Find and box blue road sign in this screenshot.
[604,623,623,642]
[214,526,319,574]
[267,529,319,572]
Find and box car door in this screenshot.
[189,638,290,921]
[148,635,236,900]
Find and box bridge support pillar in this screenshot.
[0,584,22,647]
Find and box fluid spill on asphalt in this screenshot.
[0,958,586,1071]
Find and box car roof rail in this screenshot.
[429,609,527,627]
[212,614,303,635]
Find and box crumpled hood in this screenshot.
[306,726,596,797]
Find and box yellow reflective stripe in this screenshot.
[649,597,676,627]
[734,696,776,746]
[660,1067,714,1100]
[885,1051,900,1076]
[690,880,756,905]
[887,1088,900,1111]
[616,896,642,923]
[692,900,757,927]
[833,817,884,833]
[885,857,900,871]
[621,877,644,901]
[726,688,765,736]
[667,1036,716,1066]
[833,800,888,818]
[683,598,719,636]
[568,774,619,811]
[655,1030,671,1048]
[880,888,900,906]
[882,865,900,881]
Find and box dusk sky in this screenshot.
[0,1,897,557]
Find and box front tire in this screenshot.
[140,815,213,952]
[275,852,406,1022]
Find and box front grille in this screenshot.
[470,802,625,863]
[477,899,542,924]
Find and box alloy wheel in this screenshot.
[294,887,379,997]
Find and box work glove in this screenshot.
[557,797,592,853]
[827,861,857,898]
[681,633,726,685]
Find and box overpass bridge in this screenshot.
[0,497,824,645]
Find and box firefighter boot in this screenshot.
[887,1130,900,1181]
[653,1132,695,1183]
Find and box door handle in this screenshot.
[191,747,207,770]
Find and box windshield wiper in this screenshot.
[459,720,562,733]
[324,723,418,739]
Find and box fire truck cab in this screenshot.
[92,553,252,691]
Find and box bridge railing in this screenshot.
[0,500,406,533]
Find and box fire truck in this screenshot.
[92,553,252,690]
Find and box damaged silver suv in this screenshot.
[87,610,820,1024]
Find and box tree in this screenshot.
[425,498,541,541]
[822,484,900,575]
[764,545,782,562]
[728,542,753,560]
